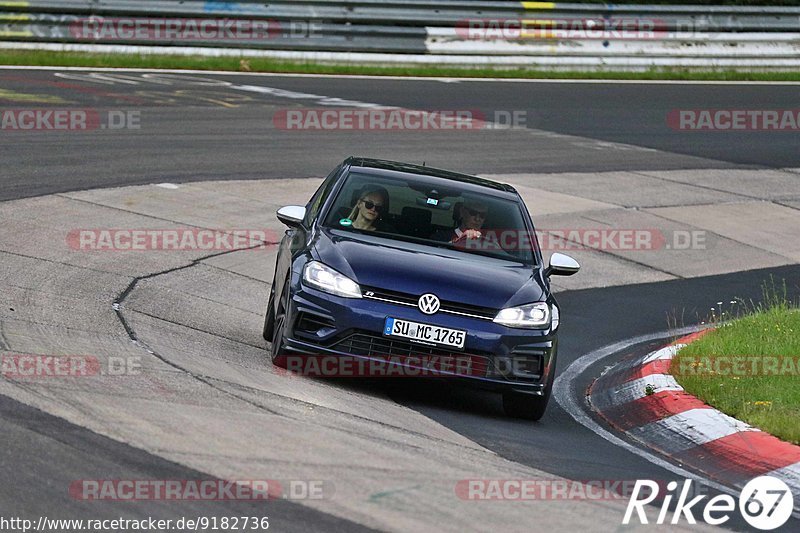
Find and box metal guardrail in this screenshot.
[7,1,800,24]
[1,1,799,69]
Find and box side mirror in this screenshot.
[276,205,306,228]
[545,253,580,277]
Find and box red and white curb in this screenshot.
[589,331,800,508]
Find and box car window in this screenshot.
[304,164,341,225]
[322,170,536,265]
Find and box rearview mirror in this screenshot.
[545,253,580,277]
[416,197,452,210]
[276,205,306,228]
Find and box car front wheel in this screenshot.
[270,278,291,368]
[262,284,275,340]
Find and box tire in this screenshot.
[262,285,275,340]
[502,387,550,421]
[270,278,291,368]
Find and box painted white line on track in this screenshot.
[641,344,684,364]
[555,325,800,520]
[35,70,664,150]
[552,326,740,493]
[592,374,683,410]
[231,83,388,109]
[629,408,758,456]
[2,64,800,86]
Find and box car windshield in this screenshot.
[322,170,537,265]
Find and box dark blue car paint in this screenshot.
[269,158,562,397]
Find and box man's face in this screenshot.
[461,203,488,230]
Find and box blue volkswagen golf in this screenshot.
[263,157,579,420]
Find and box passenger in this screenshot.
[348,185,391,232]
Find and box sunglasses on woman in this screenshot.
[361,200,384,213]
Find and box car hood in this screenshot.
[313,229,545,309]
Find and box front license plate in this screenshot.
[383,318,466,349]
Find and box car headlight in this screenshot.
[302,261,362,299]
[493,302,551,329]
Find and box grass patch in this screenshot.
[3,50,800,82]
[672,283,800,445]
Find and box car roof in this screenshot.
[344,157,518,196]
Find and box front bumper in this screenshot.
[281,282,558,394]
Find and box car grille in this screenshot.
[361,286,497,320]
[332,332,491,376]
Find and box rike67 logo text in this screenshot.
[624,476,794,530]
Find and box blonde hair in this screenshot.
[347,203,360,220]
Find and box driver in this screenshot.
[433,196,492,245]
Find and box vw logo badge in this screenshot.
[418,293,441,315]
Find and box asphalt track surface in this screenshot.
[0,395,370,532]
[2,70,800,202]
[2,69,800,530]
